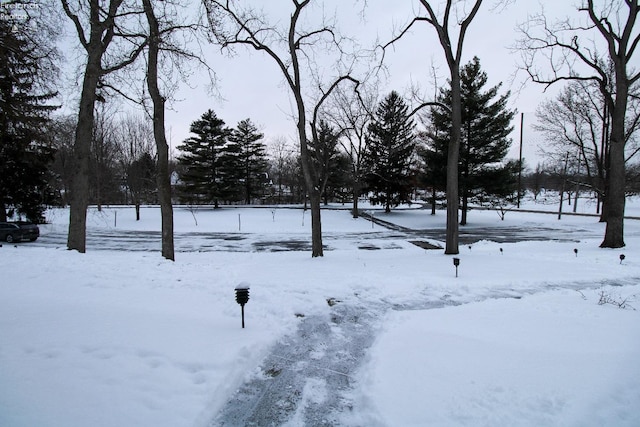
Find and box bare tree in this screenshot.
[268,136,299,204]
[62,0,147,253]
[48,115,77,206]
[204,0,362,257]
[90,104,121,209]
[324,82,378,218]
[517,0,640,248]
[536,82,608,206]
[535,79,640,217]
[114,115,156,219]
[382,0,484,255]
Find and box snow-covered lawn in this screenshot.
[352,288,640,426]
[1,201,639,426]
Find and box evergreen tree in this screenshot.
[416,128,447,215]
[230,119,269,204]
[309,120,346,205]
[176,110,236,207]
[324,151,352,205]
[0,18,59,222]
[363,91,416,213]
[424,57,516,224]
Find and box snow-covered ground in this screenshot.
[1,196,639,426]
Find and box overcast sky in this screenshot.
[57,1,589,168]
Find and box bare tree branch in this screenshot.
[61,0,89,48]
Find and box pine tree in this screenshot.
[363,91,416,213]
[0,18,58,222]
[324,151,352,205]
[309,120,347,205]
[424,57,516,224]
[177,110,236,207]
[230,119,269,204]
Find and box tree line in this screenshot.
[175,60,520,213]
[28,75,640,217]
[0,0,637,260]
[2,52,525,217]
[31,57,523,216]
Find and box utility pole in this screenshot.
[517,112,524,208]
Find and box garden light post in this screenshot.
[235,283,250,328]
[453,257,460,278]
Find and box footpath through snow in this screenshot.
[212,300,387,426]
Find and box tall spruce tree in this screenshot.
[230,119,269,204]
[177,110,236,207]
[424,57,517,225]
[364,91,416,213]
[0,17,58,222]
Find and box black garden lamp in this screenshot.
[574,248,578,257]
[620,254,626,264]
[235,283,250,328]
[453,257,460,277]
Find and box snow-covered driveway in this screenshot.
[29,205,625,253]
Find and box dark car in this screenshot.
[10,221,40,242]
[0,222,24,243]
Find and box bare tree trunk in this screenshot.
[431,187,436,215]
[143,0,174,261]
[156,136,175,261]
[352,179,360,219]
[460,188,468,225]
[446,71,461,253]
[558,183,565,220]
[601,110,626,247]
[599,101,609,222]
[599,60,629,247]
[595,2,631,248]
[67,51,101,253]
[309,190,323,256]
[298,114,323,257]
